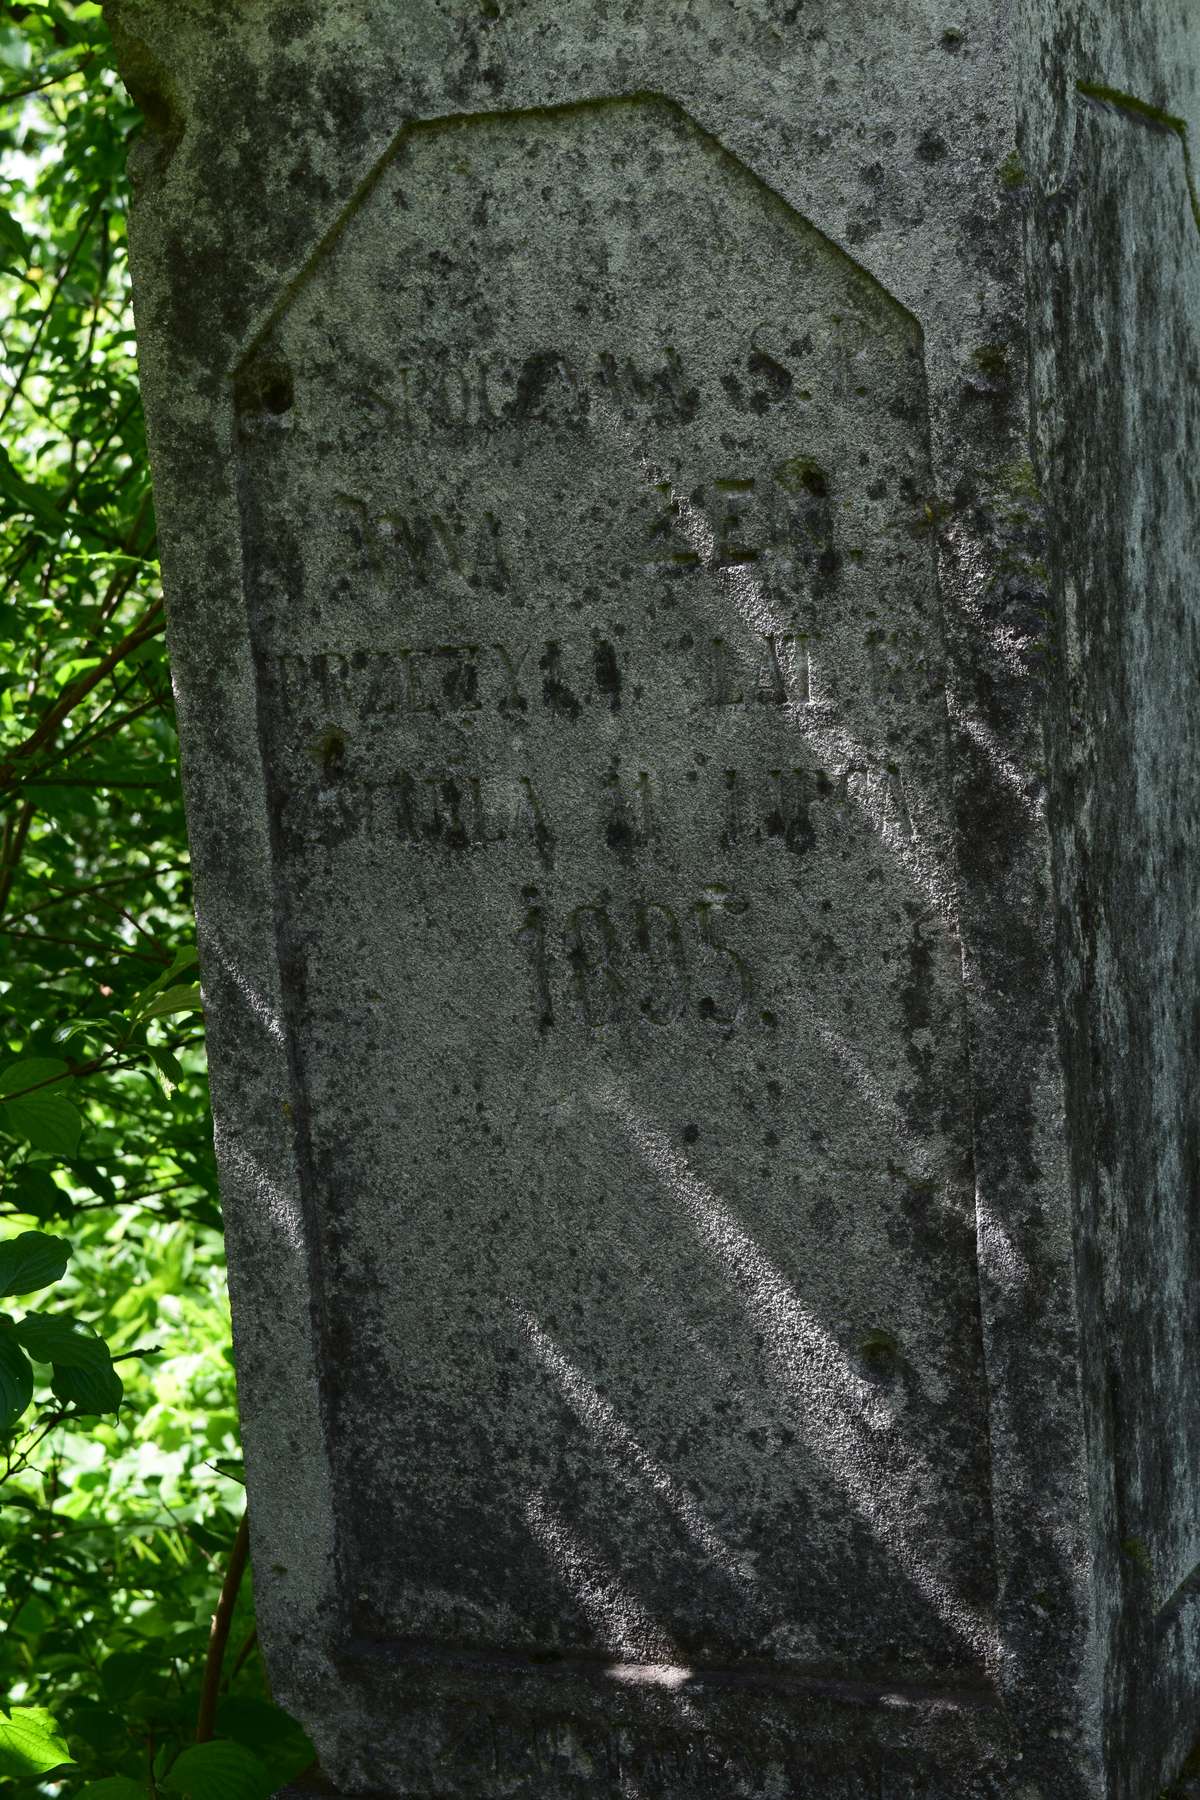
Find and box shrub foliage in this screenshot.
[0,6,308,1792]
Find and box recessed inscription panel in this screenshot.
[237,99,994,1679]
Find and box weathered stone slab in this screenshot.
[237,92,995,1681]
[105,0,1200,1794]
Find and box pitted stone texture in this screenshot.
[107,0,1200,1794]
[236,95,992,1678]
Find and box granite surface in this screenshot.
[102,0,1200,1793]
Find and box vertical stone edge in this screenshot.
[925,7,1105,1792]
[1020,0,1200,1791]
[102,0,348,1746]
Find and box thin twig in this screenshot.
[229,1626,258,1684]
[0,1038,204,1105]
[0,928,162,960]
[79,206,109,389]
[81,561,146,657]
[0,56,96,106]
[18,777,175,789]
[0,600,165,782]
[0,861,187,923]
[90,490,156,642]
[58,693,175,762]
[196,1510,251,1743]
[0,800,36,918]
[68,1183,189,1213]
[36,670,150,770]
[3,1407,72,1482]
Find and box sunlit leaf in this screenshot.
[0,1705,73,1776]
[133,945,198,1008]
[136,981,203,1022]
[149,1043,183,1095]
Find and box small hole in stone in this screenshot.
[774,455,829,497]
[860,1329,901,1379]
[235,355,295,416]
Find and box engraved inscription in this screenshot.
[518,886,753,1032]
[236,94,994,1685]
[335,491,511,587]
[274,749,915,881]
[269,627,821,719]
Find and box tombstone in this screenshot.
[105,0,1200,1793]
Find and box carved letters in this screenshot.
[286,758,908,862]
[344,343,701,436]
[332,465,840,593]
[269,632,820,720]
[518,887,753,1032]
[340,321,875,440]
[260,327,924,1034]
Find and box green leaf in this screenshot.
[137,982,203,1023]
[63,1158,115,1205]
[0,1058,68,1097]
[0,1228,69,1295]
[0,206,30,269]
[99,1647,165,1703]
[4,1165,68,1221]
[68,3,109,43]
[13,1311,110,1367]
[161,1741,272,1800]
[51,1352,123,1414]
[215,1696,306,1752]
[0,1332,33,1431]
[215,1697,314,1787]
[78,1781,150,1800]
[0,1705,73,1777]
[133,946,198,1012]
[0,445,65,534]
[149,1043,183,1095]
[0,25,31,72]
[0,1089,81,1154]
[0,1061,80,1155]
[183,1519,227,1557]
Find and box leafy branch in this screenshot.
[0,599,166,788]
